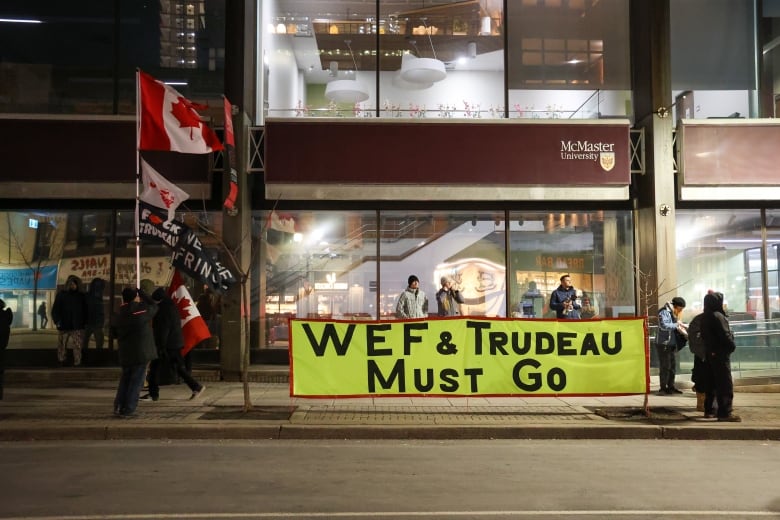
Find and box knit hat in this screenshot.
[671,296,686,308]
[408,275,419,286]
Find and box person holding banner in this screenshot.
[436,275,465,316]
[395,275,428,319]
[549,274,581,319]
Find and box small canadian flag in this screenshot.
[167,270,211,355]
[139,159,189,223]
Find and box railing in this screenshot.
[649,319,780,378]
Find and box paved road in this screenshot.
[0,439,779,519]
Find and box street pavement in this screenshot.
[1,367,779,441]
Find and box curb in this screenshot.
[2,422,779,442]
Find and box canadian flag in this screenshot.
[269,211,297,234]
[138,70,223,154]
[140,159,189,223]
[167,270,211,355]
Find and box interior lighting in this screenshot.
[400,19,446,85]
[0,18,43,23]
[400,53,446,84]
[324,40,369,103]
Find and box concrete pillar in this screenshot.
[630,0,677,318]
[221,0,256,380]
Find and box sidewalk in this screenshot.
[1,368,779,441]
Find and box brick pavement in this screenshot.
[1,369,779,441]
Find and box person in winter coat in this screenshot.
[141,288,205,402]
[549,274,581,319]
[82,277,106,351]
[436,275,465,316]
[700,292,740,422]
[112,288,157,418]
[656,296,687,395]
[395,275,428,319]
[0,299,13,400]
[51,275,88,366]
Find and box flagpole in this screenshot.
[135,69,142,290]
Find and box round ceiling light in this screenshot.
[400,54,446,84]
[324,79,369,103]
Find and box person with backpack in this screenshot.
[656,296,687,395]
[700,292,740,422]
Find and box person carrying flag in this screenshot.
[141,287,205,402]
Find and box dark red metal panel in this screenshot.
[265,119,631,186]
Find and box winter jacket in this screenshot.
[85,277,106,328]
[395,287,428,319]
[51,275,88,331]
[656,302,680,349]
[114,301,158,367]
[152,296,184,353]
[549,285,581,319]
[700,293,736,359]
[436,287,465,316]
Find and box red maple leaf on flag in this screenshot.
[148,181,175,209]
[173,295,194,321]
[170,96,203,140]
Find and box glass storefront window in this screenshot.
[260,210,378,347]
[0,209,224,355]
[670,0,758,122]
[675,209,780,375]
[264,0,505,119]
[506,0,632,120]
[508,210,634,319]
[379,211,507,318]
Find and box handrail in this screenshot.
[568,89,601,119]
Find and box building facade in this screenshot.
[1,1,779,381]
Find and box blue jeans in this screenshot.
[113,363,147,416]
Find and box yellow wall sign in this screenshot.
[290,317,648,397]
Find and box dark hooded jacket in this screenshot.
[114,298,158,366]
[51,275,88,331]
[700,292,735,359]
[152,294,184,353]
[85,278,106,328]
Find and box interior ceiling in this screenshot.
[274,0,505,79]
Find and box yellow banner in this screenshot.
[290,317,648,397]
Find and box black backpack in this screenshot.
[688,314,706,360]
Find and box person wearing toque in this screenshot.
[656,296,688,395]
[395,275,428,319]
[436,275,465,316]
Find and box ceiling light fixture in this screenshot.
[400,18,446,85]
[324,39,369,103]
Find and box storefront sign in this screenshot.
[58,255,171,286]
[290,317,647,397]
[680,120,780,186]
[0,265,58,290]
[265,119,631,200]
